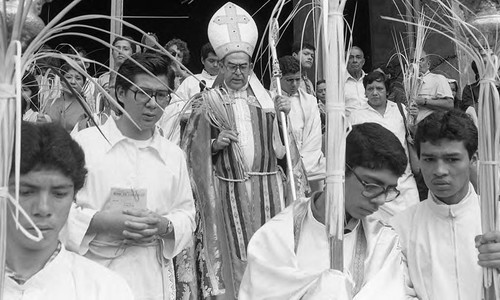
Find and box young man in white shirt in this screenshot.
[276,55,325,185]
[159,43,220,142]
[291,42,316,95]
[391,110,481,299]
[62,53,196,300]
[240,122,414,299]
[4,122,133,300]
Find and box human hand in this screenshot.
[274,95,291,118]
[408,103,419,117]
[476,231,500,269]
[90,209,160,241]
[122,208,162,241]
[413,96,426,106]
[212,130,239,152]
[36,113,51,123]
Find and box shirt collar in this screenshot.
[6,242,62,285]
[427,183,478,218]
[345,70,366,82]
[201,69,218,81]
[103,117,168,164]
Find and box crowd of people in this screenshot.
[5,2,500,300]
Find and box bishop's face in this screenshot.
[221,52,253,91]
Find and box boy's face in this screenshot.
[419,139,476,204]
[280,72,301,95]
[345,166,399,219]
[117,73,171,131]
[293,48,315,69]
[202,52,220,76]
[7,169,75,251]
[316,83,326,103]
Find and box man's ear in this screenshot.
[250,62,254,71]
[116,86,126,103]
[292,52,298,59]
[470,151,478,167]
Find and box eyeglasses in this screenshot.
[346,164,400,202]
[225,63,249,74]
[129,87,171,105]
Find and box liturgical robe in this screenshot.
[4,245,133,300]
[390,184,482,300]
[239,198,415,299]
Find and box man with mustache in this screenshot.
[345,46,368,111]
[181,2,302,298]
[391,110,481,299]
[4,122,133,300]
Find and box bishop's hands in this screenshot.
[212,130,239,152]
[90,208,172,243]
[476,231,500,270]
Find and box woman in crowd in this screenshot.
[46,64,87,132]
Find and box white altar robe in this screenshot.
[272,89,325,181]
[61,117,196,300]
[158,70,217,144]
[390,184,482,300]
[4,245,133,300]
[239,199,415,300]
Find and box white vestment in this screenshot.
[272,88,325,180]
[416,71,453,123]
[239,198,415,299]
[159,70,218,144]
[4,245,133,300]
[390,184,482,300]
[348,101,419,221]
[62,117,196,300]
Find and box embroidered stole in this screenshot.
[292,200,367,296]
[214,103,282,289]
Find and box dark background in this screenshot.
[40,1,294,77]
[40,0,371,81]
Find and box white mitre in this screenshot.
[208,2,258,59]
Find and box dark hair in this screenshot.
[201,42,216,60]
[363,71,389,91]
[165,38,190,64]
[415,110,478,159]
[292,42,315,54]
[22,72,39,112]
[60,63,87,85]
[12,122,87,193]
[279,55,301,76]
[316,79,326,86]
[115,53,175,92]
[346,123,407,177]
[112,36,136,52]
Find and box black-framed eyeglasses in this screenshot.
[128,87,171,105]
[225,63,249,74]
[346,164,400,202]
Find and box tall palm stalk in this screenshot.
[321,0,348,271]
